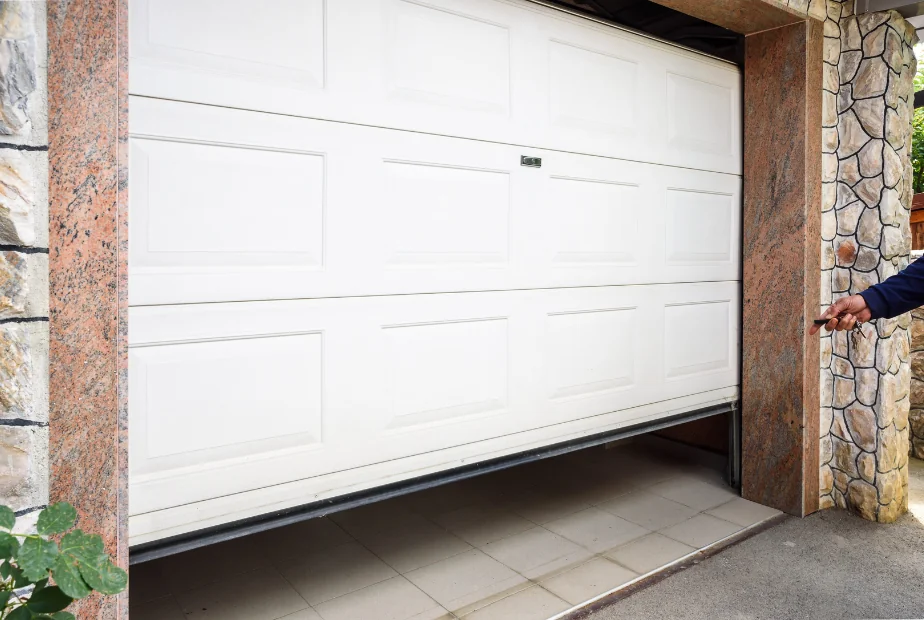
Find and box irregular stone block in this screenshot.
[0,2,36,136]
[879,187,902,225]
[821,367,835,407]
[0,251,27,318]
[877,424,902,472]
[876,466,904,506]
[840,49,862,84]
[857,451,875,483]
[834,376,856,409]
[832,355,855,379]
[883,26,904,71]
[846,479,878,521]
[833,267,851,292]
[853,246,880,271]
[852,57,889,99]
[0,151,34,246]
[0,425,47,512]
[822,208,837,241]
[839,156,860,186]
[849,326,876,367]
[881,225,907,260]
[842,17,862,51]
[853,175,883,207]
[856,206,882,248]
[821,434,834,464]
[858,11,891,36]
[845,404,877,451]
[821,405,833,436]
[822,181,837,211]
[0,322,46,422]
[862,23,887,57]
[850,267,879,296]
[885,107,905,150]
[853,97,885,138]
[837,109,872,157]
[820,465,835,495]
[856,367,879,406]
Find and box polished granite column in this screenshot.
[741,20,823,516]
[47,0,128,617]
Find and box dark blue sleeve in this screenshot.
[859,256,924,319]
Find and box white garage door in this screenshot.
[128,0,742,544]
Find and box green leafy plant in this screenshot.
[0,503,127,619]
[912,43,924,195]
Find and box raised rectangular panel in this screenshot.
[383,318,508,428]
[664,301,730,378]
[384,161,509,266]
[549,40,637,133]
[550,176,639,265]
[666,189,733,264]
[132,139,324,268]
[135,0,325,88]
[135,333,322,460]
[667,73,732,156]
[387,0,510,114]
[547,308,635,400]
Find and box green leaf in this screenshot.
[0,507,14,532]
[0,590,12,608]
[6,605,30,620]
[50,556,90,600]
[19,538,59,582]
[0,532,19,560]
[26,586,72,613]
[78,557,127,596]
[1,560,10,580]
[33,578,48,592]
[11,565,29,589]
[36,504,76,537]
[50,614,76,620]
[58,531,103,567]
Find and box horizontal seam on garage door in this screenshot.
[127,279,744,309]
[128,94,744,179]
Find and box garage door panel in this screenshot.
[129,283,738,516]
[130,137,325,270]
[130,97,739,305]
[129,0,740,174]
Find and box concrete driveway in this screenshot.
[587,459,924,620]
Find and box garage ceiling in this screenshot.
[544,0,745,64]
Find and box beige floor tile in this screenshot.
[660,514,743,548]
[463,586,571,620]
[248,517,354,565]
[276,541,397,606]
[540,557,637,606]
[508,488,593,524]
[648,476,738,511]
[544,507,649,553]
[176,568,309,620]
[705,497,783,527]
[314,576,446,620]
[278,609,323,620]
[405,548,528,612]
[357,518,472,573]
[433,505,535,547]
[129,595,186,620]
[157,536,272,594]
[561,472,638,506]
[605,533,696,575]
[598,490,699,530]
[330,498,419,539]
[480,526,584,575]
[403,484,488,518]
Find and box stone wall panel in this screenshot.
[820,3,915,522]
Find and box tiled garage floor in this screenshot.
[130,439,781,620]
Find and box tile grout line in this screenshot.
[545,513,786,620]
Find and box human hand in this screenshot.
[809,294,871,335]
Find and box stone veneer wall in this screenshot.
[818,0,917,521]
[910,307,924,457]
[0,2,48,529]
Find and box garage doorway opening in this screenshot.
[128,432,778,619]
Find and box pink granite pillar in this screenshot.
[47,0,128,618]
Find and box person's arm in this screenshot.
[858,256,924,320]
[810,256,924,335]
